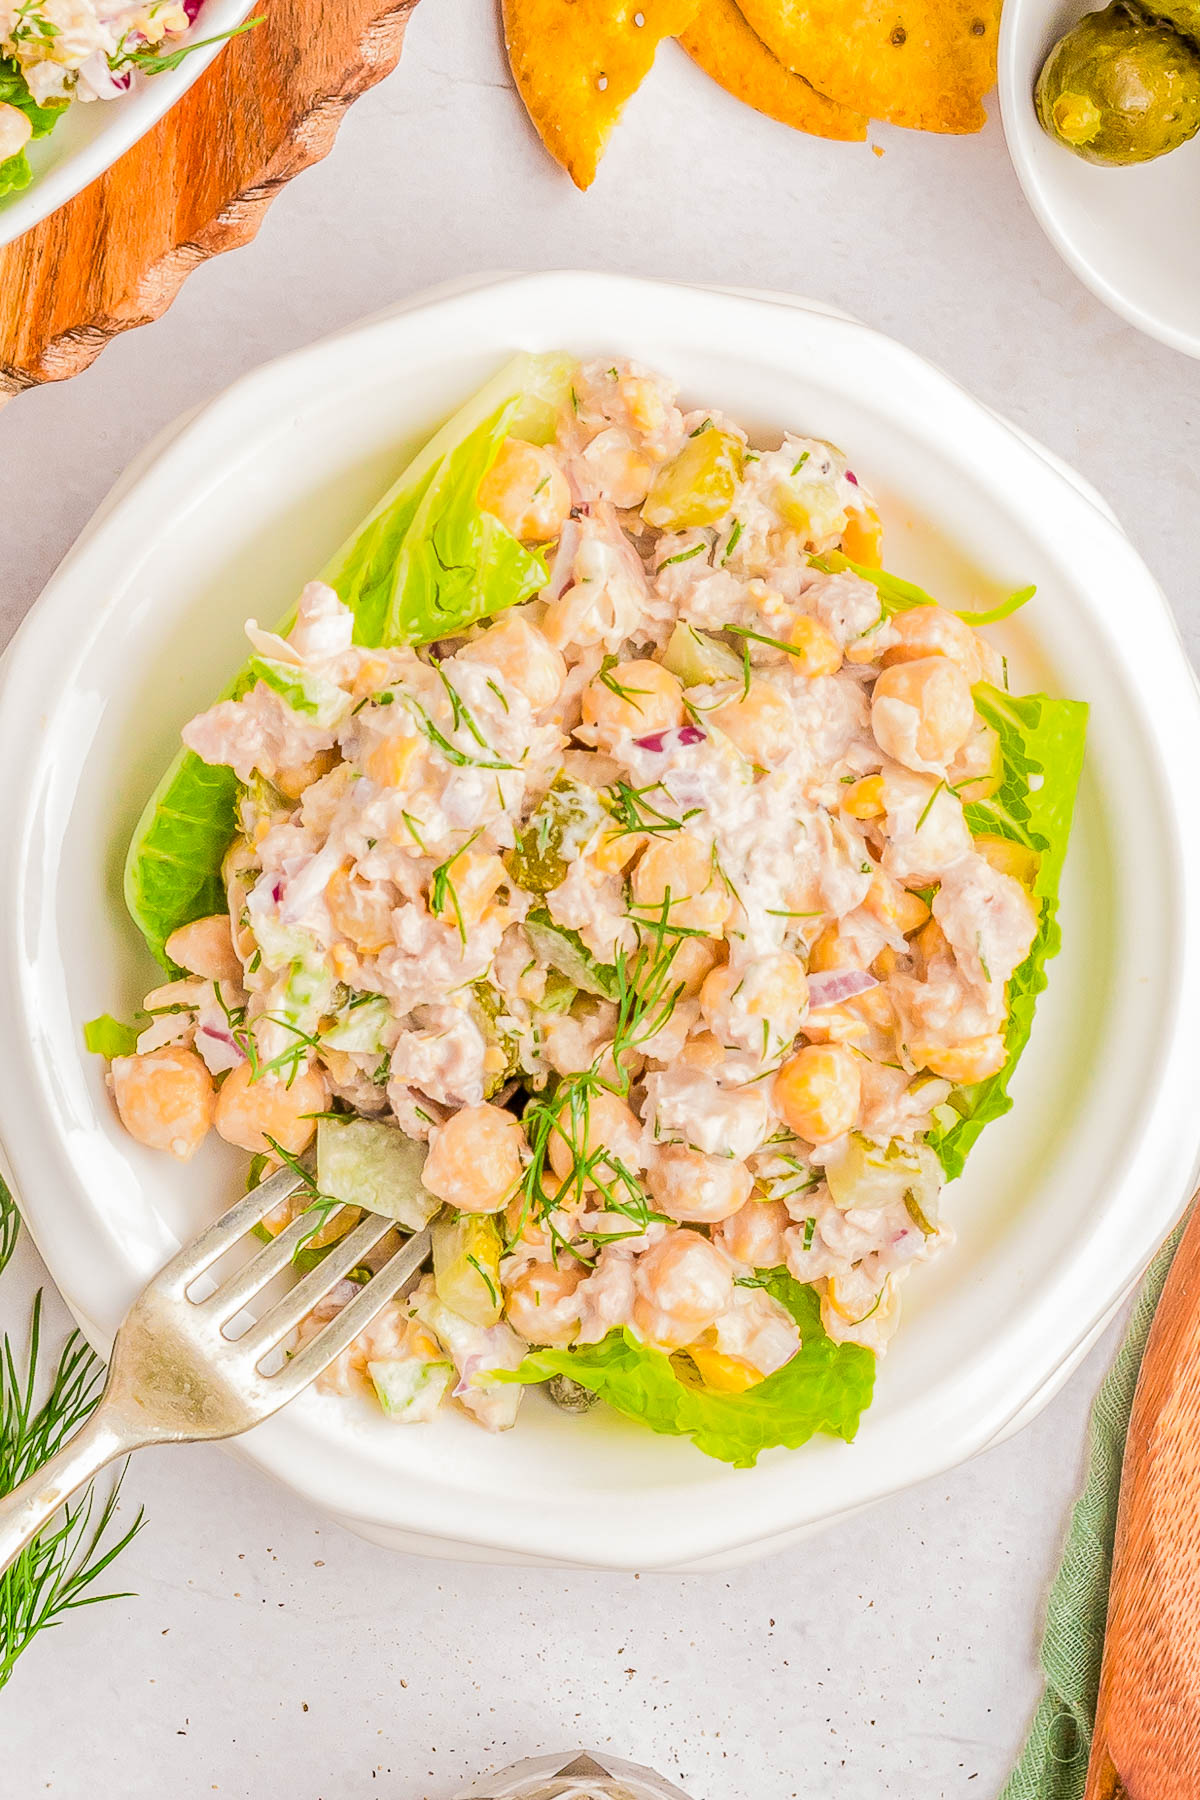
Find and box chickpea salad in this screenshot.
[87,352,1087,1467]
[0,1,256,200]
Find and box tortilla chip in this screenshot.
[734,0,999,131]
[681,0,867,140]
[503,0,702,189]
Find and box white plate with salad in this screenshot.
[1,272,1198,1570]
[0,0,255,246]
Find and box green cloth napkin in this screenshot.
[1001,1219,1187,1799]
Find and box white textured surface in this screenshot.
[0,1,1197,1793]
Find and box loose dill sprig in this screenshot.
[401,692,516,772]
[429,829,484,945]
[108,14,261,75]
[597,655,651,709]
[0,1179,145,1691]
[262,1138,340,1256]
[608,780,699,839]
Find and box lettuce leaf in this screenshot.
[82,1014,140,1058]
[0,57,68,200]
[927,683,1088,1179]
[123,351,576,969]
[812,551,1036,626]
[504,1270,875,1468]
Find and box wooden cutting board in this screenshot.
[0,0,421,402]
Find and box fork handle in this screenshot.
[0,1399,140,1576]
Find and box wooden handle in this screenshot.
[1085,1198,1200,1800]
[0,0,420,400]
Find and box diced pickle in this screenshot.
[432,1213,504,1327]
[662,622,745,688]
[505,774,611,895]
[642,428,745,530]
[824,1131,941,1228]
[472,981,525,1095]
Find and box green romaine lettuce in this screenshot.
[0,58,67,201]
[504,1270,875,1468]
[123,351,577,969]
[82,1014,139,1058]
[927,683,1088,1179]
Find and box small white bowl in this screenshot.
[1000,0,1200,357]
[2,272,1200,1570]
[0,0,253,249]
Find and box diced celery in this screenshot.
[432,1214,503,1327]
[524,911,618,1000]
[316,1117,436,1229]
[643,429,745,530]
[368,1357,453,1422]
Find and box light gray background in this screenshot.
[1,3,1197,1794]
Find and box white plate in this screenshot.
[0,0,253,248]
[2,271,1199,1571]
[1000,0,1200,357]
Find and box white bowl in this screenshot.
[0,0,253,249]
[2,271,1199,1572]
[1000,0,1200,357]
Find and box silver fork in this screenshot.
[0,1162,432,1575]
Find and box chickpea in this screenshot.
[111,1047,216,1161]
[807,926,857,974]
[715,1198,792,1269]
[547,1089,642,1188]
[711,680,795,766]
[659,933,720,999]
[429,849,507,934]
[477,437,570,543]
[774,1043,861,1143]
[0,102,32,165]
[840,506,884,565]
[503,1262,584,1347]
[871,655,975,771]
[275,749,338,800]
[364,734,422,792]
[699,952,808,1056]
[164,914,243,983]
[646,1145,753,1224]
[787,614,843,677]
[631,1230,734,1349]
[327,867,394,955]
[579,426,656,508]
[881,605,982,681]
[679,1031,727,1072]
[214,1061,327,1156]
[864,870,931,937]
[455,613,567,713]
[913,1035,1007,1084]
[631,830,730,937]
[580,658,684,752]
[421,1102,526,1212]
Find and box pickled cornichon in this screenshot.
[1133,0,1200,47]
[642,425,745,530]
[1035,1,1200,164]
[504,773,611,895]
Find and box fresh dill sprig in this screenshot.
[0,1178,145,1691]
[107,13,261,76]
[514,894,698,1252]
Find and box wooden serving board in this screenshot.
[0,0,421,402]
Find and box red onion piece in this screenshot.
[807,969,878,1009]
[846,470,859,487]
[633,724,706,753]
